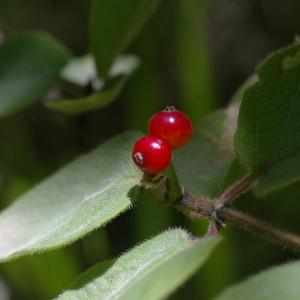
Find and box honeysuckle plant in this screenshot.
[1,0,300,299]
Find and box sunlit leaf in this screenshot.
[0,132,141,262]
[56,229,221,300]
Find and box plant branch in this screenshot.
[175,190,213,220]
[218,207,300,253]
[175,190,300,253]
[215,174,256,207]
[147,163,300,253]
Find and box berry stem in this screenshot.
[165,163,183,203]
[139,163,183,205]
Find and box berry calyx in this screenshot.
[148,106,192,149]
[132,136,172,174]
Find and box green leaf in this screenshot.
[90,0,161,77]
[60,54,97,88]
[234,44,300,173]
[215,260,300,300]
[175,103,239,198]
[47,55,139,114]
[255,152,300,196]
[70,259,114,290]
[0,32,71,117]
[0,132,142,262]
[56,229,221,300]
[231,73,258,103]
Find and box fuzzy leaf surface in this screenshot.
[0,132,141,262]
[57,229,221,300]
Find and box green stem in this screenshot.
[165,163,183,203]
[139,163,183,205]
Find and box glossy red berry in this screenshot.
[132,136,172,174]
[148,107,192,149]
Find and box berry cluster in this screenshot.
[132,107,192,174]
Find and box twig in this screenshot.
[218,207,300,253]
[175,190,213,220]
[145,163,300,253]
[215,174,255,207]
[175,190,300,253]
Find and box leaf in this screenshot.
[0,132,142,262]
[60,54,97,88]
[215,260,300,300]
[234,44,300,173]
[47,55,139,114]
[255,152,300,196]
[175,103,239,198]
[56,229,221,300]
[231,73,258,103]
[90,0,162,77]
[0,32,71,117]
[70,260,114,290]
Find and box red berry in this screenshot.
[132,136,172,174]
[148,107,192,149]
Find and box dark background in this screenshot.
[0,0,300,299]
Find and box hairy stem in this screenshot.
[162,163,300,252]
[218,207,300,253]
[175,190,300,253]
[175,190,213,219]
[216,174,256,207]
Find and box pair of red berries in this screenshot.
[132,107,192,175]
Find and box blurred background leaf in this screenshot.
[0,33,70,118]
[47,55,139,114]
[90,0,162,77]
